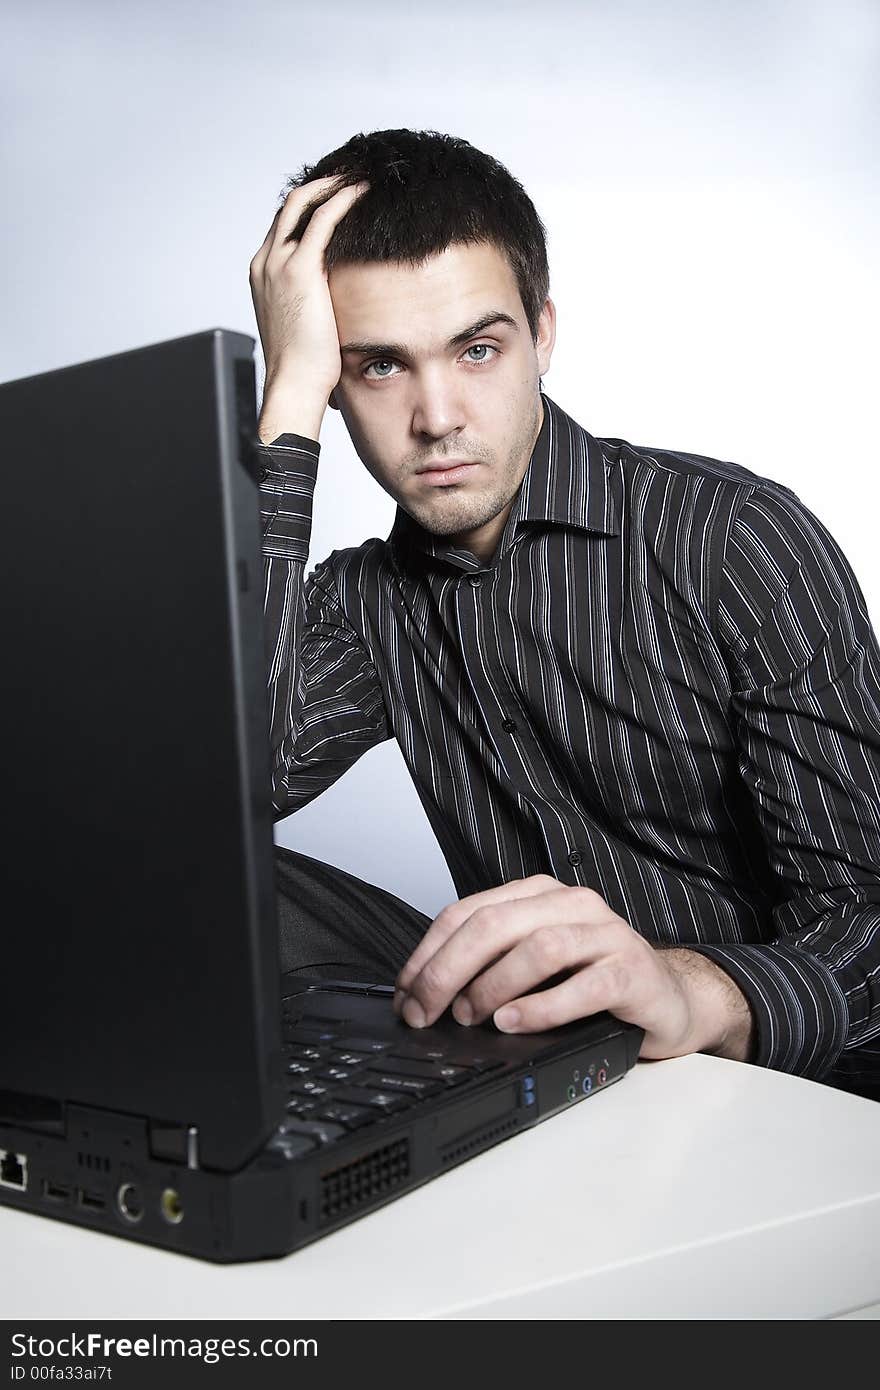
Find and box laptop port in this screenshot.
[160,1188,184,1224]
[0,1150,28,1191]
[116,1182,144,1223]
[42,1179,72,1203]
[77,1188,107,1212]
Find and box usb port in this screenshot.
[77,1188,107,1212]
[0,1150,28,1191]
[42,1179,72,1203]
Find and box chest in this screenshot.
[362,533,737,820]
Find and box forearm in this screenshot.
[257,434,320,809]
[257,434,391,817]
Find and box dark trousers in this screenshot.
[274,844,433,982]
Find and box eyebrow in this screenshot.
[340,311,520,359]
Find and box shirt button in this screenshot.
[501,718,517,733]
[567,849,583,867]
[468,574,483,588]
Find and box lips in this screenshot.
[415,461,481,486]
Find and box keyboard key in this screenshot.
[286,1061,314,1076]
[360,1072,445,1099]
[317,1066,359,1083]
[333,1051,371,1067]
[329,1037,390,1054]
[289,1080,332,1099]
[374,1056,451,1080]
[284,1026,339,1045]
[286,1097,319,1116]
[266,1131,317,1160]
[315,1103,377,1131]
[385,1042,449,1062]
[436,1066,474,1086]
[280,1117,346,1146]
[299,1011,351,1027]
[284,1045,329,1061]
[329,1086,413,1114]
[442,1055,505,1074]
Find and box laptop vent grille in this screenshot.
[77,1151,111,1173]
[319,1137,410,1225]
[440,1116,520,1166]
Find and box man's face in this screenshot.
[328,241,555,558]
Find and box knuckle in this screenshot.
[419,957,448,998]
[530,924,568,971]
[306,198,335,223]
[470,904,501,934]
[432,904,457,932]
[573,885,603,911]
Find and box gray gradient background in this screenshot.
[4,0,878,918]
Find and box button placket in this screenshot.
[451,565,594,890]
[454,570,544,789]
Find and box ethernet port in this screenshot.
[0,1149,28,1191]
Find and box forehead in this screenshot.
[328,241,524,344]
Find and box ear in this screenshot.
[535,297,556,378]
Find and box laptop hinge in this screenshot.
[149,1120,200,1167]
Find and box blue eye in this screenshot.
[364,359,397,378]
[465,344,496,364]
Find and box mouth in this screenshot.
[415,461,481,487]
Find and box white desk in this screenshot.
[3,1054,879,1320]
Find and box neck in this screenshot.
[452,500,516,565]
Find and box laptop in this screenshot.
[0,329,643,1262]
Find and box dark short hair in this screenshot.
[281,128,550,340]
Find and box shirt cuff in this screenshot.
[684,942,850,1079]
[257,436,320,562]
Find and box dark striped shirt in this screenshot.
[259,391,880,1092]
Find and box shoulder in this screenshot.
[597,433,797,497]
[597,433,840,566]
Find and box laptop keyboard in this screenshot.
[270,1008,506,1155]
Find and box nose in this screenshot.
[410,368,467,442]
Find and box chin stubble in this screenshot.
[406,397,541,539]
[408,480,514,537]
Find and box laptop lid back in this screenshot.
[0,329,285,1170]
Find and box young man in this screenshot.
[249,128,880,1098]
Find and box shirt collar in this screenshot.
[389,391,619,570]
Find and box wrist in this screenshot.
[258,371,331,444]
[661,948,756,1062]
